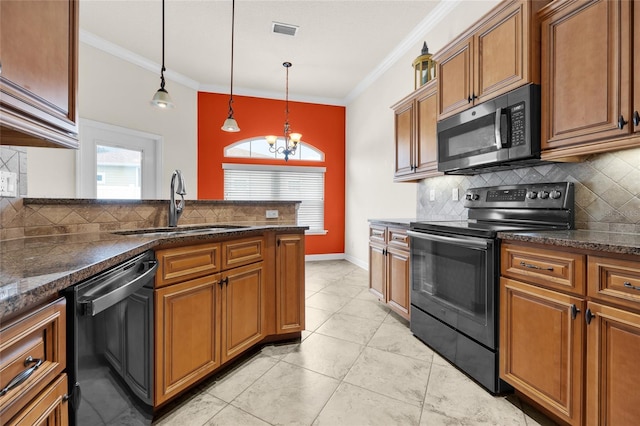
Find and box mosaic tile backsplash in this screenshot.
[417,146,640,233]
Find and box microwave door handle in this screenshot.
[494,107,503,150]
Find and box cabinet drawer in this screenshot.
[369,225,386,244]
[222,237,264,270]
[388,227,409,249]
[588,256,640,311]
[156,243,221,287]
[0,298,66,422]
[7,373,68,426]
[501,243,586,295]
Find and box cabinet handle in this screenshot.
[382,249,387,256]
[585,308,595,325]
[467,93,477,103]
[618,115,628,129]
[519,261,553,271]
[633,111,640,127]
[219,277,229,287]
[570,304,580,320]
[0,356,43,397]
[623,281,640,291]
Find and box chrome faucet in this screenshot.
[168,170,187,227]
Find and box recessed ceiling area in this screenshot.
[79,0,447,105]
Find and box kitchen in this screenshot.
[2,0,640,425]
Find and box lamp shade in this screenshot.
[150,87,175,109]
[221,116,240,132]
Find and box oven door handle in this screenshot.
[407,230,489,250]
[78,260,158,316]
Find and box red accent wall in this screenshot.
[197,92,345,255]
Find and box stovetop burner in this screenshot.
[410,182,575,238]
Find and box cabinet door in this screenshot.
[414,82,439,178]
[221,262,265,363]
[540,0,631,151]
[500,278,584,425]
[586,302,640,426]
[155,275,221,405]
[275,234,305,334]
[0,0,78,148]
[475,1,525,103]
[369,242,386,301]
[393,100,414,179]
[436,37,473,119]
[6,374,69,426]
[386,247,410,320]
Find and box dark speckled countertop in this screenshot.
[0,225,306,322]
[498,229,640,256]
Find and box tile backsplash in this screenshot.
[417,146,640,233]
[0,146,27,197]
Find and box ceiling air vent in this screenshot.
[272,22,299,36]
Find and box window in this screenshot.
[78,119,162,199]
[225,137,324,161]
[223,163,326,233]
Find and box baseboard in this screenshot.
[305,253,368,271]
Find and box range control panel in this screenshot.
[464,182,574,209]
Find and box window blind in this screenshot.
[223,164,325,231]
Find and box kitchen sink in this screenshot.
[112,224,249,237]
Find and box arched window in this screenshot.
[224,137,324,161]
[223,138,327,234]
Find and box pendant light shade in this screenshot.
[221,0,240,131]
[151,0,174,109]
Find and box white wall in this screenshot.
[345,1,500,268]
[27,43,198,199]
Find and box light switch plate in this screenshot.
[429,189,435,201]
[266,209,279,219]
[0,171,17,197]
[452,188,459,201]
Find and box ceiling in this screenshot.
[79,0,454,105]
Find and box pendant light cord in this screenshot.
[284,62,291,137]
[227,0,236,116]
[160,0,166,89]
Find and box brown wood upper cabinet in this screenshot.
[0,0,79,148]
[433,0,548,120]
[391,80,440,182]
[540,0,638,159]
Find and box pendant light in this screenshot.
[221,0,240,132]
[266,62,302,161]
[150,0,174,109]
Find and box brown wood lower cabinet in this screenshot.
[368,223,410,320]
[501,241,640,425]
[585,302,640,426]
[153,231,304,407]
[500,277,584,425]
[0,298,67,425]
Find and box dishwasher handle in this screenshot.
[79,259,158,316]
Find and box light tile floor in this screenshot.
[154,260,558,426]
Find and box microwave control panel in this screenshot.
[510,102,526,147]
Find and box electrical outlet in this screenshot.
[266,209,279,219]
[0,171,17,197]
[452,188,459,201]
[429,189,435,201]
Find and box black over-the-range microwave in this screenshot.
[437,84,542,175]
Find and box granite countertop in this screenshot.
[498,229,640,256]
[368,218,415,227]
[0,225,306,322]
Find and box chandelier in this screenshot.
[266,62,302,161]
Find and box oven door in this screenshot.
[408,230,497,349]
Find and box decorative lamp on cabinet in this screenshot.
[413,42,436,90]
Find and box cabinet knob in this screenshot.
[618,115,628,130]
[633,111,640,127]
[585,308,595,325]
[571,304,580,320]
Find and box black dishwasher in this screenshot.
[64,250,157,426]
